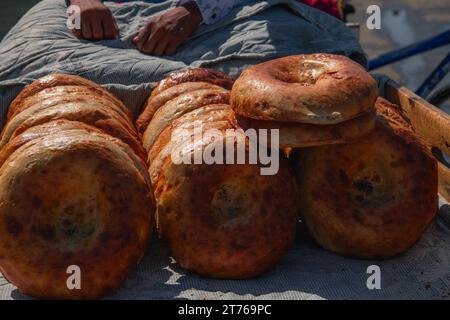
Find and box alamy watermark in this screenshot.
[170,121,280,176]
[66,265,81,290]
[366,5,382,30]
[366,265,381,290]
[66,5,81,31]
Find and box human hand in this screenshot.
[132,1,203,56]
[70,0,119,40]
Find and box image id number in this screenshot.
[222,304,271,315]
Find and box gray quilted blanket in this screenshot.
[0,0,364,124]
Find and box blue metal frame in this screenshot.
[368,28,450,98]
[416,52,450,98]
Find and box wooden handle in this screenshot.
[385,80,450,155]
[438,163,450,202]
[385,80,450,202]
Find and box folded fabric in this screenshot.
[0,0,364,124]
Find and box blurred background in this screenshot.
[1,0,40,40]
[351,0,449,95]
[0,0,449,95]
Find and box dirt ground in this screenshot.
[1,0,449,94]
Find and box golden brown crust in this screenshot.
[148,104,235,161]
[9,86,132,124]
[0,120,100,168]
[154,135,299,279]
[136,82,226,135]
[148,104,237,184]
[231,54,378,124]
[236,107,377,148]
[0,130,154,299]
[151,68,233,98]
[0,120,151,189]
[292,97,438,259]
[8,74,128,121]
[142,88,230,151]
[0,101,146,161]
[143,94,299,278]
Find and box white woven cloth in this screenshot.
[2,197,449,300]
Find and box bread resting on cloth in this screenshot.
[143,68,300,278]
[0,130,153,299]
[291,97,438,259]
[150,103,300,278]
[0,74,154,299]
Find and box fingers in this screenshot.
[134,22,179,56]
[145,34,183,56]
[81,18,93,40]
[92,18,103,40]
[153,36,170,56]
[72,28,82,39]
[102,20,114,40]
[113,20,120,37]
[133,22,152,50]
[80,18,118,41]
[72,3,119,41]
[165,39,183,56]
[132,6,201,56]
[102,15,119,39]
[142,28,165,54]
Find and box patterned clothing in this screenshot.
[177,0,343,24]
[177,0,255,25]
[109,1,255,25]
[108,0,343,24]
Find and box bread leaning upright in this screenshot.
[139,68,300,279]
[0,74,154,299]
